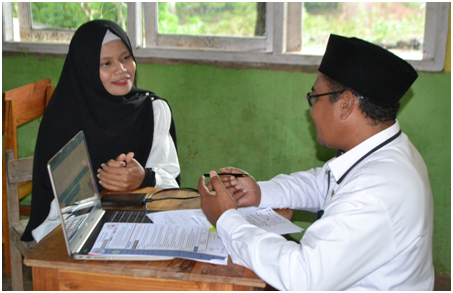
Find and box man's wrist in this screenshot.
[216,209,250,241]
[217,208,238,229]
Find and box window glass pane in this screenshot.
[158,2,265,37]
[30,2,127,31]
[302,2,425,60]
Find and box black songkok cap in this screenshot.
[319,34,418,107]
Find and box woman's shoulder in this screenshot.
[151,97,170,109]
[143,92,168,106]
[150,96,172,120]
[136,90,171,115]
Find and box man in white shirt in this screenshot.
[198,34,434,290]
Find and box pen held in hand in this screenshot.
[203,173,250,178]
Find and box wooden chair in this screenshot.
[5,149,36,291]
[2,78,54,275]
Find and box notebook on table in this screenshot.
[47,130,173,261]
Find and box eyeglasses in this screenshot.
[306,90,345,107]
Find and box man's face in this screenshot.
[309,73,340,149]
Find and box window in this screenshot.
[2,2,449,72]
[143,2,269,51]
[29,2,127,30]
[157,2,265,37]
[299,2,426,60]
[2,2,127,54]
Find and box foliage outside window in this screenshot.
[157,2,265,37]
[301,2,426,60]
[2,2,449,72]
[30,2,127,31]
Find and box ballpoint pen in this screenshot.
[203,173,250,178]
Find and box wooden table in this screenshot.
[25,187,293,290]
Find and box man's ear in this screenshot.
[338,91,356,120]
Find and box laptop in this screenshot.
[47,130,173,261]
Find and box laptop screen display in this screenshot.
[48,131,101,245]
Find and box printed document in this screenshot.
[89,207,301,266]
[89,223,228,265]
[147,207,303,235]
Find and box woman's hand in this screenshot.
[97,152,145,191]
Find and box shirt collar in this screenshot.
[328,120,401,183]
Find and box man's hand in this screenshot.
[97,152,145,191]
[211,167,261,208]
[198,171,238,227]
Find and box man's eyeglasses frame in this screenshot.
[306,90,345,107]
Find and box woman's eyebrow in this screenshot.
[100,50,130,60]
[120,50,130,56]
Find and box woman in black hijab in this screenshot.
[22,20,180,242]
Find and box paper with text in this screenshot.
[89,223,228,264]
[147,207,303,235]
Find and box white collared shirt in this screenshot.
[217,120,434,290]
[146,99,180,188]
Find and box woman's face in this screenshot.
[99,40,136,96]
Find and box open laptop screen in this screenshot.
[48,131,102,247]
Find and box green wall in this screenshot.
[2,56,451,276]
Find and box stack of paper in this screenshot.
[89,207,302,265]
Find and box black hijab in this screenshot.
[22,20,177,241]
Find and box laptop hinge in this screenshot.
[73,209,105,254]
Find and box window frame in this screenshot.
[142,2,271,52]
[2,2,450,72]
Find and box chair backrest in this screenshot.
[2,78,54,276]
[5,149,34,290]
[2,78,54,204]
[5,149,33,234]
[3,78,54,158]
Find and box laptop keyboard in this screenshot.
[108,210,151,223]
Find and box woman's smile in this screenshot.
[112,78,129,86]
